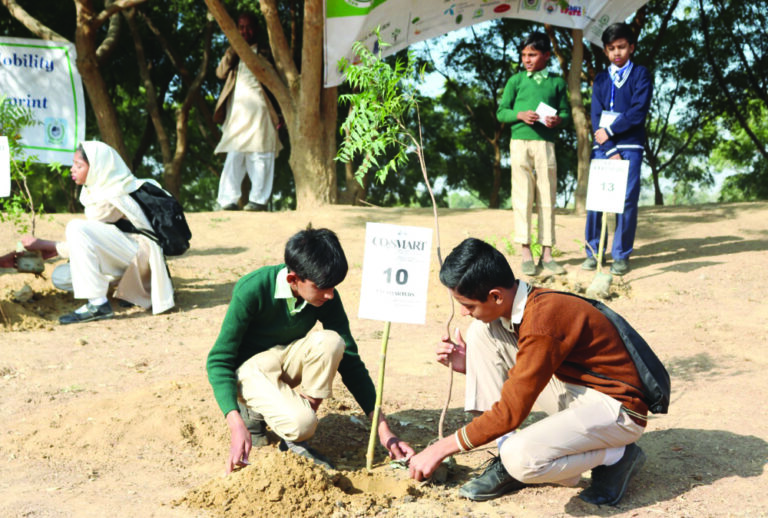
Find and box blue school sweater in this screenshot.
[591,63,652,157]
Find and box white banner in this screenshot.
[358,222,433,325]
[0,37,86,165]
[586,158,629,214]
[324,0,648,86]
[0,136,9,198]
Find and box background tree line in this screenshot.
[1,0,765,214]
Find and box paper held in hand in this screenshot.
[586,159,630,214]
[357,222,433,325]
[0,137,10,198]
[535,102,557,124]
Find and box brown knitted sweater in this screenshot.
[457,288,648,451]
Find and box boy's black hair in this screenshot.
[284,228,348,289]
[521,32,551,53]
[601,22,637,46]
[439,238,516,302]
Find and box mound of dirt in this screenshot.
[177,449,419,517]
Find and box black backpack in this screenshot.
[536,291,671,414]
[115,182,192,256]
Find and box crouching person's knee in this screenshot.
[279,405,318,443]
[499,436,547,484]
[65,219,88,245]
[307,330,345,363]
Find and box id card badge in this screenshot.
[599,110,620,129]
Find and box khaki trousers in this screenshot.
[510,139,557,246]
[236,330,345,442]
[464,319,644,485]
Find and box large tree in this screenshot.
[204,0,339,209]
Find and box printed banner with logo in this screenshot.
[0,37,86,165]
[324,0,648,86]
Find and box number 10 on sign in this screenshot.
[358,223,433,325]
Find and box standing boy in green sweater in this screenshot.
[497,32,571,276]
[206,228,413,473]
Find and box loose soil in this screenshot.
[1,203,767,517]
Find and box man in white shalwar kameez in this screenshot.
[20,141,174,324]
[213,12,281,212]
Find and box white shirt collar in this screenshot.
[609,61,633,88]
[274,267,307,315]
[500,280,530,331]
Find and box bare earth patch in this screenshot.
[1,202,767,517]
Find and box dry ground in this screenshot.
[1,202,767,517]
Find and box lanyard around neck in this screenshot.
[609,62,632,111]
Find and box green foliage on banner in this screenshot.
[337,30,426,186]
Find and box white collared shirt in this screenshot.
[274,267,308,315]
[499,280,531,333]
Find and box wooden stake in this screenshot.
[366,320,391,471]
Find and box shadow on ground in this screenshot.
[564,428,768,515]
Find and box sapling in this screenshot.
[337,31,455,474]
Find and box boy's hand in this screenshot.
[544,115,562,128]
[225,410,252,474]
[517,110,539,125]
[436,328,466,373]
[609,153,623,160]
[0,251,19,268]
[594,128,610,144]
[373,412,415,460]
[408,436,458,481]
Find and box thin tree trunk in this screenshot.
[490,130,502,209]
[124,8,173,174]
[568,29,590,215]
[75,1,130,162]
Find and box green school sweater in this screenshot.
[496,70,571,142]
[206,264,376,417]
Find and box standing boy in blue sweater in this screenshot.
[497,32,571,277]
[582,23,652,276]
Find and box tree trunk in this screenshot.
[290,86,338,209]
[568,29,591,215]
[489,130,503,209]
[205,0,339,209]
[652,167,663,205]
[340,121,367,205]
[74,0,132,163]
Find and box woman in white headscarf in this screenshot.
[21,141,175,324]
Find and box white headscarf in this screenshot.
[78,141,140,207]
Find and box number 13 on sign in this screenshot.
[586,159,629,214]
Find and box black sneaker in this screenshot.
[59,301,114,325]
[218,202,239,211]
[279,439,335,470]
[458,455,526,501]
[610,259,630,276]
[237,401,268,448]
[579,443,646,506]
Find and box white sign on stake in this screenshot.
[586,159,630,214]
[358,222,433,325]
[0,137,10,198]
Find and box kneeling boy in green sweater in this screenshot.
[207,228,413,472]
